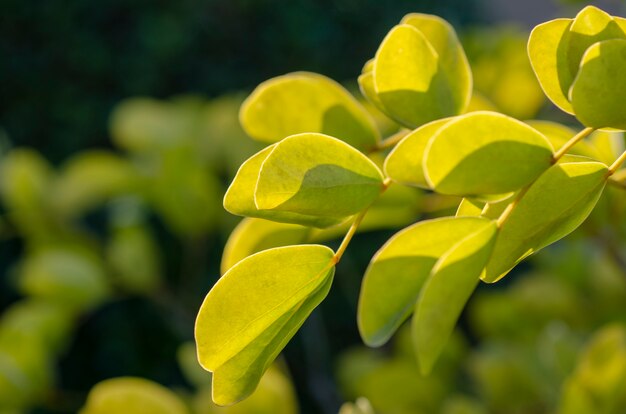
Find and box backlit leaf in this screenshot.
[570,39,626,130]
[254,133,384,218]
[240,72,379,151]
[223,145,345,228]
[528,18,575,113]
[423,112,554,195]
[413,220,497,374]
[358,217,493,347]
[220,219,310,274]
[195,245,335,404]
[483,159,608,282]
[384,118,451,188]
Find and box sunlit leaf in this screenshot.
[240,72,379,151]
[384,118,451,188]
[528,18,575,113]
[526,120,601,159]
[220,219,310,274]
[456,198,484,217]
[254,133,384,218]
[80,377,188,414]
[358,217,492,347]
[570,39,626,130]
[483,159,608,282]
[195,245,335,404]
[423,112,554,195]
[224,145,344,228]
[413,220,497,374]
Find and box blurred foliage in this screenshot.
[1,2,626,413]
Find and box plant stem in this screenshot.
[608,150,626,175]
[496,126,596,228]
[495,186,529,228]
[333,178,392,263]
[551,127,595,163]
[369,129,410,153]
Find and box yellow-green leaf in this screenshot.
[413,220,497,374]
[223,145,344,228]
[240,72,379,151]
[528,18,575,113]
[358,217,493,347]
[570,39,626,130]
[254,133,384,217]
[80,377,188,414]
[384,118,451,188]
[483,159,608,283]
[423,112,554,195]
[196,245,334,386]
[220,219,310,274]
[526,120,601,159]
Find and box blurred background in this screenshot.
[2,0,626,413]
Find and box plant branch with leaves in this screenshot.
[194,5,626,406]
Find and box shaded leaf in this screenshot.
[483,159,608,282]
[358,217,492,347]
[413,220,497,374]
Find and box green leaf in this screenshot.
[80,377,188,414]
[384,118,451,188]
[373,18,469,128]
[358,216,493,347]
[195,245,335,404]
[211,273,332,405]
[483,159,608,283]
[19,247,110,311]
[413,220,497,374]
[240,72,379,151]
[220,218,311,274]
[423,112,554,195]
[223,145,345,228]
[528,18,575,113]
[566,6,626,81]
[526,120,601,159]
[254,133,384,218]
[570,39,626,130]
[456,198,484,217]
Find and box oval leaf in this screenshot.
[221,218,311,274]
[423,111,554,195]
[81,377,188,414]
[570,39,626,130]
[528,18,575,113]
[195,245,334,372]
[358,216,493,347]
[384,118,452,188]
[223,145,345,228]
[240,72,379,151]
[483,159,608,282]
[255,133,384,217]
[413,220,497,374]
